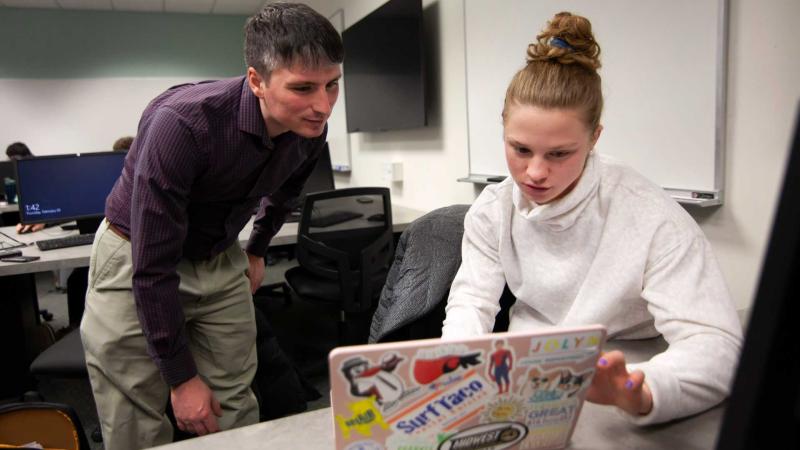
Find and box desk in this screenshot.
[0,202,19,214]
[0,205,425,277]
[0,205,432,398]
[0,205,427,398]
[149,339,724,450]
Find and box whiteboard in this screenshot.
[326,9,352,172]
[464,0,728,205]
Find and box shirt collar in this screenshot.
[238,76,276,151]
[512,152,600,230]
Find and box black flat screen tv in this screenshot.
[342,0,427,133]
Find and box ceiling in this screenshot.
[0,0,270,15]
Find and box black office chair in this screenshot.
[284,187,394,347]
[28,327,104,444]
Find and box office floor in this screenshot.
[16,252,335,450]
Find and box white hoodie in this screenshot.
[442,153,743,425]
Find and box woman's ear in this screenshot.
[591,124,603,148]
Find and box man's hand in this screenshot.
[245,252,265,294]
[586,350,653,416]
[170,375,223,436]
[16,223,45,234]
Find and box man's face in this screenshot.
[248,62,342,138]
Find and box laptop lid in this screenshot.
[329,325,607,450]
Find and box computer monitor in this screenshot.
[284,143,335,222]
[715,107,800,449]
[301,142,335,199]
[15,152,125,233]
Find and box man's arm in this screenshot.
[245,141,324,258]
[130,107,199,387]
[131,107,226,435]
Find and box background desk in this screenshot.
[150,338,724,450]
[0,202,19,213]
[0,205,426,276]
[0,205,427,399]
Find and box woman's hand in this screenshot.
[586,350,653,416]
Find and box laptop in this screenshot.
[329,325,607,450]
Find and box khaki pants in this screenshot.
[80,220,259,450]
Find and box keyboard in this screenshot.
[309,210,363,228]
[36,233,96,251]
[284,210,302,223]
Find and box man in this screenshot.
[5,141,33,160]
[4,142,46,233]
[79,4,343,449]
[112,135,134,151]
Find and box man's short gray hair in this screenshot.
[244,2,344,78]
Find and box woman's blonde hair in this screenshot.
[502,12,603,132]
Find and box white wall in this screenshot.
[0,8,247,160]
[0,77,199,156]
[692,0,800,312]
[308,0,800,312]
[307,0,476,210]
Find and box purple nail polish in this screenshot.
[598,358,608,366]
[625,380,634,390]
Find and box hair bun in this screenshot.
[526,11,601,71]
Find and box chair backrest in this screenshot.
[296,187,393,313]
[369,204,517,343]
[0,402,90,450]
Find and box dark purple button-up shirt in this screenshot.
[105,76,325,386]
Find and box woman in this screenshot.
[442,12,742,424]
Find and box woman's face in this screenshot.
[504,104,601,205]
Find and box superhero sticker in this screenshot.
[330,327,605,450]
[488,339,515,394]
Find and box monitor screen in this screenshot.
[301,142,335,198]
[715,106,800,448]
[284,143,335,220]
[342,0,427,132]
[15,152,125,225]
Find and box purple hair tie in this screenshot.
[551,37,574,51]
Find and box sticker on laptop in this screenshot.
[339,353,421,413]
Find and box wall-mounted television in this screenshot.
[342,0,427,133]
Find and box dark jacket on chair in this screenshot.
[369,205,470,343]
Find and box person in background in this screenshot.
[5,141,33,160]
[441,12,742,425]
[112,135,134,152]
[4,142,44,233]
[79,3,343,449]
